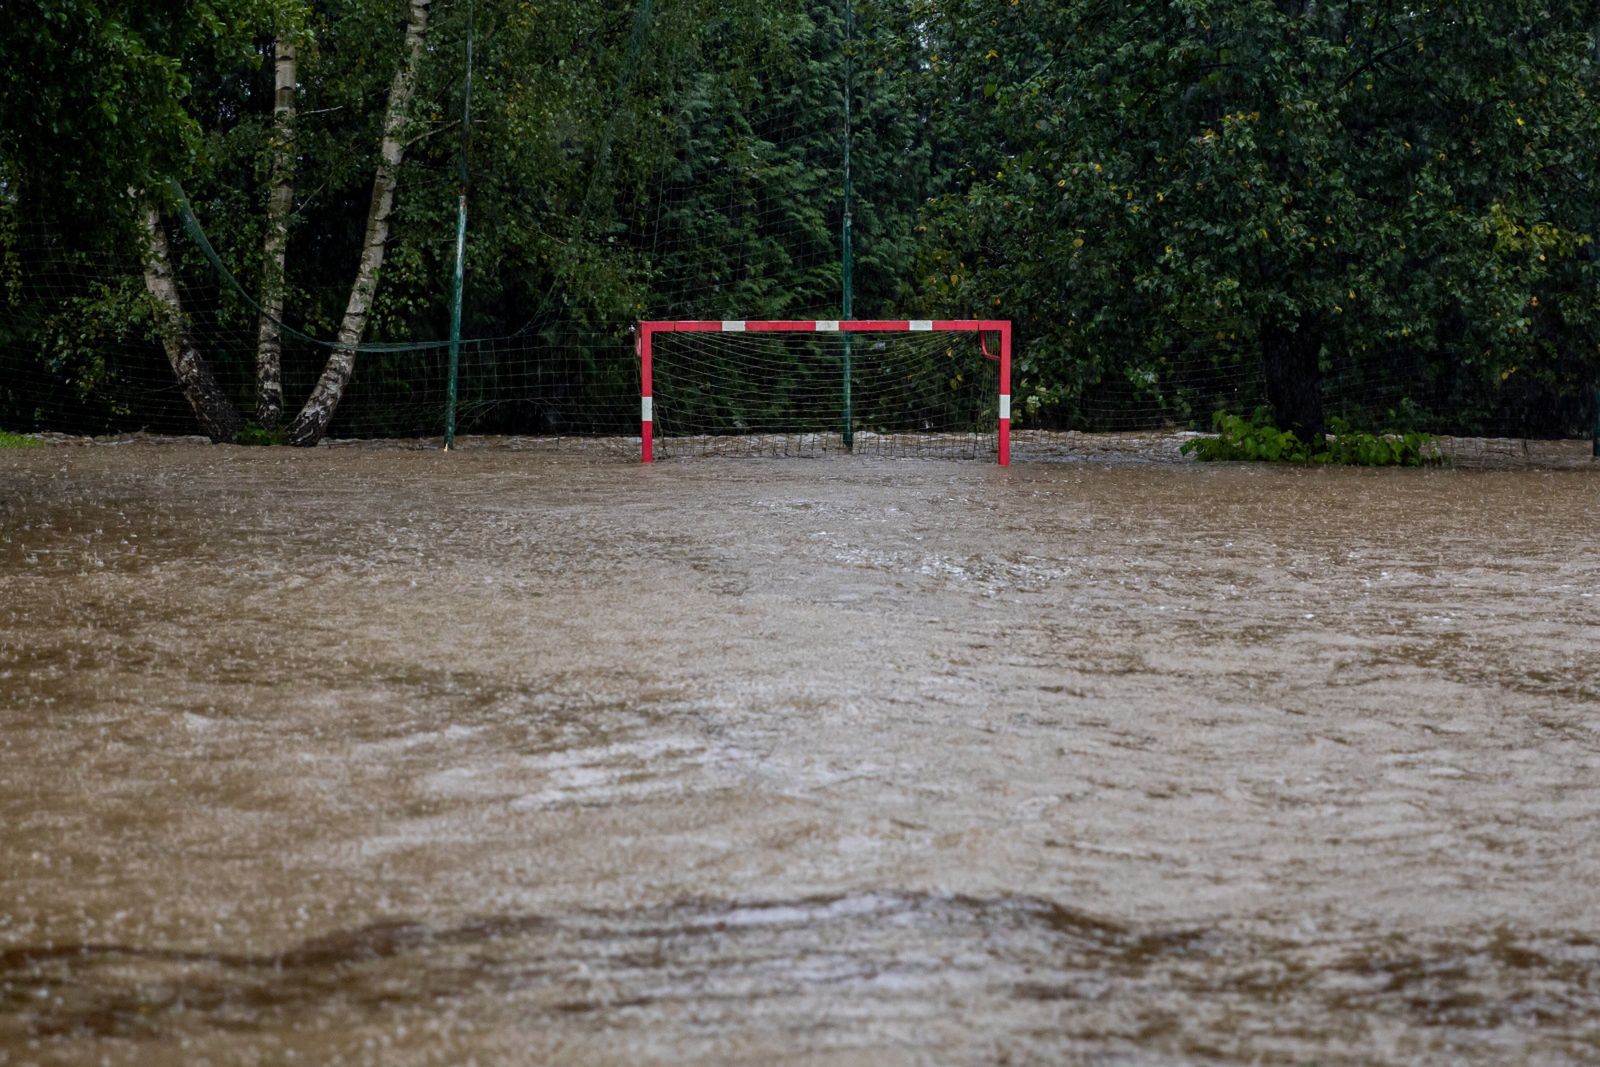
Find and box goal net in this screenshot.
[639,320,1011,464]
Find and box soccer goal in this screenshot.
[637,320,1011,464]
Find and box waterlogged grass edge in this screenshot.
[1181,408,1444,467]
[0,429,42,449]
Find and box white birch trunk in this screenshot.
[137,197,243,443]
[255,34,297,429]
[287,0,431,446]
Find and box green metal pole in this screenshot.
[445,195,466,450]
[840,0,854,452]
[444,0,474,451]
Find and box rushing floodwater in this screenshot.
[1,438,1597,1065]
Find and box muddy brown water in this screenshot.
[1,437,1597,1065]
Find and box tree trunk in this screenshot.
[287,0,431,446]
[1262,318,1325,444]
[137,198,244,443]
[255,34,297,429]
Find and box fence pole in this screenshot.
[444,0,474,450]
[840,0,854,452]
[444,194,466,450]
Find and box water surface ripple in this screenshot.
[2,442,1597,1064]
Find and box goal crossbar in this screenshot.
[637,319,1011,465]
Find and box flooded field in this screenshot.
[2,436,1598,1065]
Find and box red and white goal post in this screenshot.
[636,319,1011,465]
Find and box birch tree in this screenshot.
[137,195,244,441]
[255,12,304,430]
[286,0,431,446]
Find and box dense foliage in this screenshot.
[1,0,1596,441]
[921,0,1600,438]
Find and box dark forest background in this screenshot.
[2,0,1596,442]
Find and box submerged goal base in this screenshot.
[637,320,1011,465]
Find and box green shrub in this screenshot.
[0,429,41,448]
[1181,408,1441,466]
[235,422,289,446]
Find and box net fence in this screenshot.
[3,224,1593,450]
[0,234,637,442]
